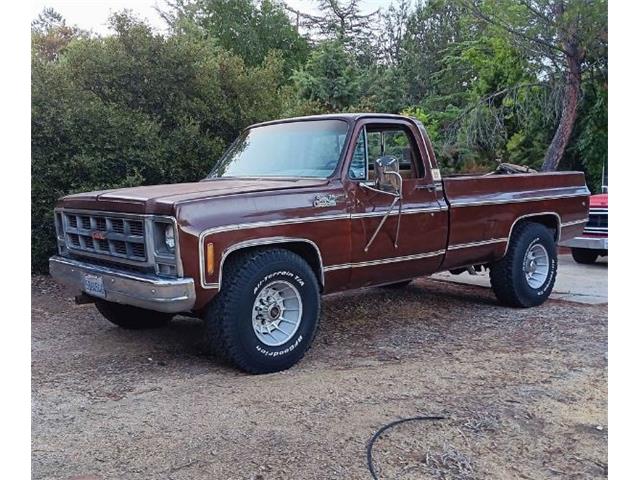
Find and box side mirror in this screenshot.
[374,156,402,195]
[359,155,404,252]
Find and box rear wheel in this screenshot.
[205,248,320,374]
[490,222,557,308]
[571,248,599,264]
[94,300,173,329]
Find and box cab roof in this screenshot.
[247,113,420,130]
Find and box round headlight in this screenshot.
[165,225,175,251]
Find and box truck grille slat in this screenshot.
[584,207,608,235]
[62,212,147,263]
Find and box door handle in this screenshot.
[417,183,437,192]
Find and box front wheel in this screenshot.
[571,248,599,264]
[94,300,173,329]
[489,222,557,308]
[205,248,320,374]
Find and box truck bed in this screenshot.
[440,171,590,270]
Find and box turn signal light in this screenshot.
[206,243,215,276]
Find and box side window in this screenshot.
[367,131,382,160]
[348,124,424,181]
[378,129,421,178]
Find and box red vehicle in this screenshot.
[561,193,608,264]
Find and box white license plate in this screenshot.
[604,239,608,249]
[83,274,106,298]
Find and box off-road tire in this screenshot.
[205,248,321,374]
[379,280,412,289]
[94,300,173,329]
[571,248,599,265]
[489,222,557,308]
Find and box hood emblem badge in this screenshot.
[313,194,337,208]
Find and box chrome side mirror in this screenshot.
[374,156,402,194]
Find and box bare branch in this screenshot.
[460,0,570,56]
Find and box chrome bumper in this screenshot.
[49,256,196,313]
[560,236,608,250]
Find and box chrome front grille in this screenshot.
[62,211,147,262]
[584,207,608,235]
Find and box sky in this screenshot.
[31,0,394,35]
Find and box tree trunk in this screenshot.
[541,57,581,171]
[541,1,582,172]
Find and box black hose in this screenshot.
[366,415,447,480]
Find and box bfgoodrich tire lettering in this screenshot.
[490,222,558,308]
[205,248,320,374]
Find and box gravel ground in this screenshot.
[32,274,607,480]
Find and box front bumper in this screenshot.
[49,256,196,313]
[559,236,608,250]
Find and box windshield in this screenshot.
[207,119,349,179]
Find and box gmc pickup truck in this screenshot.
[49,113,590,373]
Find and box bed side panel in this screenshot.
[440,172,589,270]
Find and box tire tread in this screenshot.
[489,221,557,308]
[205,248,320,374]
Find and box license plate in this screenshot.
[604,239,608,249]
[83,274,106,298]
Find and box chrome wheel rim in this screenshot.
[252,280,303,347]
[524,243,550,289]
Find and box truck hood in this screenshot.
[58,178,329,215]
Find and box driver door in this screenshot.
[344,119,448,288]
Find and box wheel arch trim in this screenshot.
[499,212,562,259]
[203,237,325,290]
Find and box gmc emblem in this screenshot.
[91,231,107,240]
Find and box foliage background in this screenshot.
[32,0,607,272]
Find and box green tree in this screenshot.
[464,0,608,170]
[31,10,289,271]
[292,39,362,112]
[32,7,86,61]
[164,0,310,74]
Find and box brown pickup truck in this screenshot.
[50,113,590,373]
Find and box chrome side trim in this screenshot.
[448,188,590,208]
[200,213,349,238]
[197,207,447,288]
[205,237,325,291]
[447,238,509,250]
[351,205,446,219]
[561,218,589,228]
[199,207,445,238]
[323,249,445,272]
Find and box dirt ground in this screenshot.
[32,274,607,480]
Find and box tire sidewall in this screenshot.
[513,227,557,306]
[230,259,319,371]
